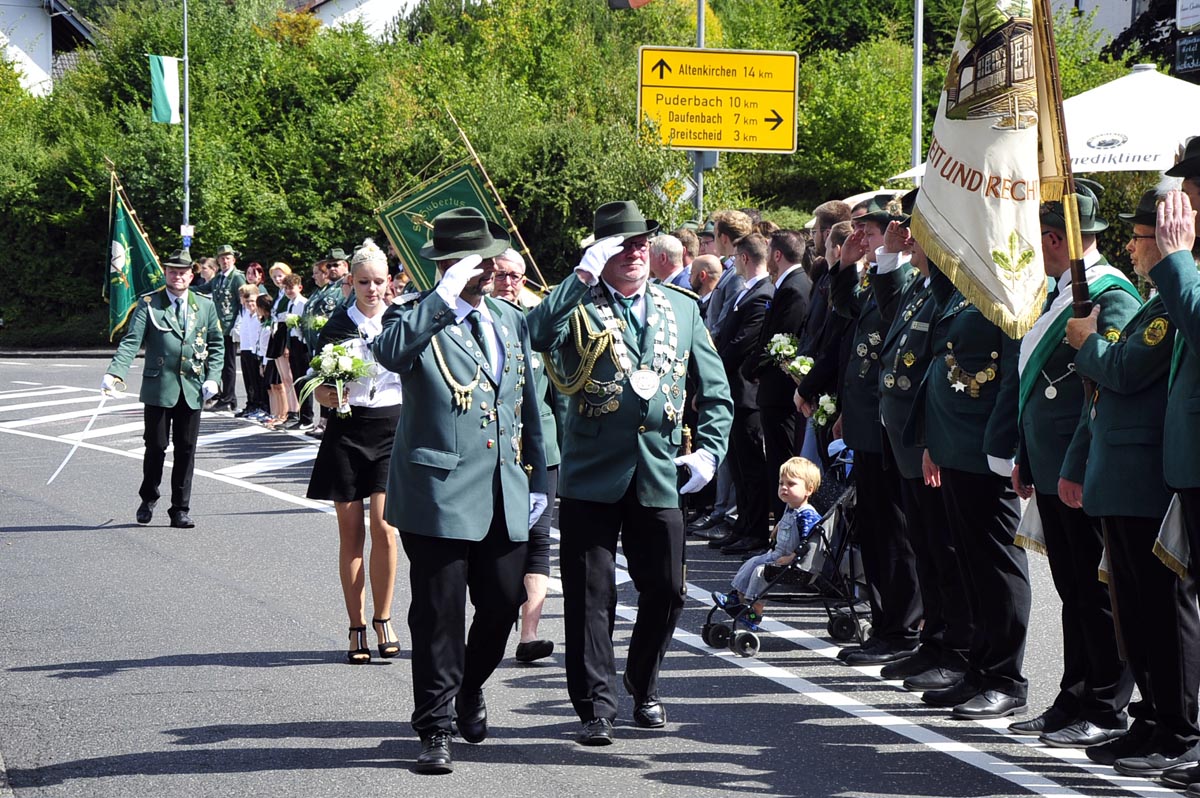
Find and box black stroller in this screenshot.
[701,449,871,657]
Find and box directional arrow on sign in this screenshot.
[652,58,672,80]
[765,110,784,131]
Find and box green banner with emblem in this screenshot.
[106,177,164,339]
[376,161,509,292]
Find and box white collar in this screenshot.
[601,279,646,302]
[167,289,187,303]
[348,303,385,336]
[1054,249,1103,292]
[454,296,495,325]
[662,265,684,284]
[774,262,803,289]
[742,273,767,291]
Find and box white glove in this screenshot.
[528,491,548,529]
[100,374,119,397]
[674,449,717,494]
[574,235,625,284]
[202,380,219,400]
[987,454,1015,479]
[434,254,484,308]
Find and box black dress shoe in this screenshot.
[686,513,722,532]
[707,531,740,549]
[1007,706,1075,736]
[1114,745,1200,778]
[879,650,936,680]
[624,673,666,728]
[1039,719,1127,748]
[455,690,487,743]
[168,510,195,529]
[902,666,966,693]
[577,717,614,746]
[515,639,554,663]
[844,642,918,666]
[414,732,453,774]
[921,677,980,707]
[1086,723,1154,765]
[136,500,155,525]
[1162,762,1200,788]
[694,523,733,541]
[951,690,1027,720]
[722,537,768,555]
[836,636,885,662]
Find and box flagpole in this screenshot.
[181,0,191,248]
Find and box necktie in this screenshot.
[615,294,641,336]
[175,297,186,326]
[466,310,491,367]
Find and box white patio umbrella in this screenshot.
[887,64,1200,180]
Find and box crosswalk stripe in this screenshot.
[0,361,31,366]
[128,422,270,455]
[0,402,143,429]
[62,421,147,441]
[0,386,83,401]
[0,395,111,414]
[214,447,318,479]
[10,381,41,386]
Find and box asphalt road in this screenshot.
[0,357,1170,798]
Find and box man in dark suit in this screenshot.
[372,208,548,775]
[744,230,811,523]
[713,233,775,555]
[103,250,224,529]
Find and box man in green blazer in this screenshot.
[372,208,548,775]
[527,201,733,746]
[102,250,224,529]
[1005,184,1139,746]
[1063,189,1200,777]
[205,244,245,412]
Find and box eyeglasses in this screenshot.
[1129,234,1156,241]
[493,271,525,282]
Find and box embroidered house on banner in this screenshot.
[946,15,1036,130]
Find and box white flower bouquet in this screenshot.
[785,355,814,383]
[297,341,371,416]
[284,314,302,329]
[812,393,838,428]
[308,315,328,332]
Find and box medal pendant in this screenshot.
[629,369,660,400]
[1044,385,1058,400]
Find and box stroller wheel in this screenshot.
[730,630,760,658]
[828,613,858,642]
[703,623,731,648]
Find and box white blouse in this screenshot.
[340,305,402,408]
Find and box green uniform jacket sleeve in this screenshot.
[871,262,913,326]
[1151,250,1200,353]
[202,301,226,384]
[526,275,590,353]
[1060,400,1091,485]
[829,261,863,320]
[107,299,151,380]
[982,330,1020,459]
[1074,302,1172,395]
[687,304,734,466]
[372,293,458,376]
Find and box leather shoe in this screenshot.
[577,717,614,746]
[921,677,980,708]
[687,513,723,532]
[708,531,741,549]
[1161,763,1200,788]
[1187,783,1200,797]
[624,673,666,728]
[455,690,487,743]
[844,642,918,666]
[136,500,155,525]
[168,509,195,529]
[951,690,1027,720]
[903,666,966,693]
[1086,723,1154,765]
[722,537,768,555]
[1008,706,1075,736]
[693,524,732,541]
[837,636,885,662]
[1039,719,1127,748]
[879,650,936,680]
[414,731,453,774]
[1114,745,1200,778]
[515,639,554,663]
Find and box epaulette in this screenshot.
[491,296,524,312]
[389,291,422,307]
[657,282,700,301]
[141,286,166,303]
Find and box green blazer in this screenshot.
[1149,250,1200,490]
[209,267,246,334]
[1009,267,1141,495]
[496,297,562,468]
[373,292,547,542]
[904,267,1020,475]
[1065,294,1175,519]
[527,277,732,509]
[107,288,225,410]
[878,272,938,480]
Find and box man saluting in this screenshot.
[528,201,733,745]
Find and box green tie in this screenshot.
[467,310,491,367]
[615,294,641,336]
[175,297,186,326]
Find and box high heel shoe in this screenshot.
[347,626,371,664]
[373,618,400,658]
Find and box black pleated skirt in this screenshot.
[306,404,401,502]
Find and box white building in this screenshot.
[1053,0,1153,43]
[0,0,94,95]
[291,0,420,40]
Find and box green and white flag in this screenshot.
[149,54,181,124]
[106,175,164,338]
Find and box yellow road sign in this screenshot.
[638,46,799,154]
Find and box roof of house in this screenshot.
[45,0,97,49]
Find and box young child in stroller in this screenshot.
[712,457,823,629]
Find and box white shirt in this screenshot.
[454,297,505,383]
[287,295,307,339]
[602,279,648,326]
[344,305,402,408]
[774,262,804,289]
[732,274,766,311]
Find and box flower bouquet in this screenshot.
[307,315,328,332]
[763,333,812,384]
[284,314,302,330]
[296,341,371,416]
[812,393,838,428]
[785,355,814,383]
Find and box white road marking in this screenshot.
[128,422,270,455]
[62,421,147,441]
[0,361,30,367]
[0,395,112,414]
[48,364,85,368]
[0,387,84,401]
[10,381,40,386]
[214,447,318,479]
[0,403,143,429]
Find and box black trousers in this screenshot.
[139,397,202,512]
[239,351,266,412]
[899,472,971,668]
[1037,493,1132,727]
[853,450,920,646]
[728,408,768,542]
[525,467,559,577]
[1103,515,1200,754]
[216,334,238,406]
[1179,488,1200,583]
[940,467,1030,697]
[399,503,527,739]
[761,404,800,522]
[287,339,313,423]
[559,481,686,722]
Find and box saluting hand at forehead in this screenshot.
[1156,189,1196,257]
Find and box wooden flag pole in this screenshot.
[444,107,549,292]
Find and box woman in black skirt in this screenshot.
[306,239,403,664]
